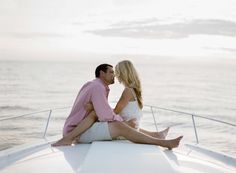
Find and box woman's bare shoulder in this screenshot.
[122,87,133,99]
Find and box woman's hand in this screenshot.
[85,102,94,112]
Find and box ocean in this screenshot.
[0,57,236,156]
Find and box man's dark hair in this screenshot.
[95,64,113,78]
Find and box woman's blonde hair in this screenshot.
[115,60,143,109]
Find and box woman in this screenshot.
[113,60,169,139]
[52,60,181,148]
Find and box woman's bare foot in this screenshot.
[51,137,73,147]
[163,136,183,150]
[152,127,170,139]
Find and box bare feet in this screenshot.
[163,136,183,150]
[51,137,73,147]
[152,127,170,139]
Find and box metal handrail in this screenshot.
[144,104,236,127]
[0,110,52,121]
[0,106,71,121]
[43,110,52,138]
[150,106,158,132]
[143,104,236,144]
[191,115,199,144]
[0,105,235,144]
[0,106,71,138]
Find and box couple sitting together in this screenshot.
[52,60,183,149]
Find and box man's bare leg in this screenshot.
[139,127,170,139]
[51,111,97,147]
[108,122,182,150]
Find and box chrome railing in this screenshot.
[0,105,235,144]
[144,104,236,144]
[0,106,71,139]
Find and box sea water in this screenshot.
[0,57,235,156]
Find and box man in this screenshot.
[63,64,123,143]
[52,64,182,149]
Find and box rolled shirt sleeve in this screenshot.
[91,84,123,122]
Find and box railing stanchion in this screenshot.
[150,106,158,132]
[192,114,199,144]
[43,110,52,138]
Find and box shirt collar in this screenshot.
[95,78,110,92]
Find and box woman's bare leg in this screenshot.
[51,111,97,147]
[124,119,169,139]
[108,122,182,150]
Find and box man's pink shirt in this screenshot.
[63,78,123,135]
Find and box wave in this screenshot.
[0,105,33,111]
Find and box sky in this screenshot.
[0,0,236,61]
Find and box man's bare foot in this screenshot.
[152,127,170,139]
[51,137,73,147]
[163,136,183,150]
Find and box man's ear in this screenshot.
[100,70,105,77]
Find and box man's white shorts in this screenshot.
[78,122,112,143]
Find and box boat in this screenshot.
[0,104,235,173]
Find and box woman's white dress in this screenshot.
[119,88,143,128]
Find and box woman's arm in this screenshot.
[114,88,133,114]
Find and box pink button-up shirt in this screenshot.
[63,78,123,135]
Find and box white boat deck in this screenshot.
[78,141,178,173]
[0,140,179,173]
[1,141,88,173]
[1,139,235,173]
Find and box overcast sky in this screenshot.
[0,0,236,61]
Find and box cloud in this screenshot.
[204,46,236,53]
[219,48,236,52]
[86,19,236,39]
[0,32,68,39]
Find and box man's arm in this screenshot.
[91,85,123,122]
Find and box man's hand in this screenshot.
[125,119,137,129]
[85,102,94,112]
